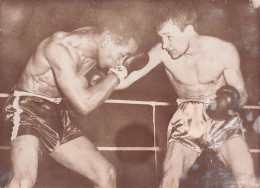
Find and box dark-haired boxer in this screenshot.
[117,2,257,188]
[3,13,149,188]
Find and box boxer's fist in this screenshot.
[85,68,108,86]
[206,85,240,121]
[109,53,149,82]
[124,53,149,73]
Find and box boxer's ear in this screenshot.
[100,31,113,48]
[184,25,195,36]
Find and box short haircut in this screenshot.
[97,11,141,45]
[156,1,198,32]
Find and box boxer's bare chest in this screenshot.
[164,52,225,86]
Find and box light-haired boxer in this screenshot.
[3,12,149,188]
[117,2,258,188]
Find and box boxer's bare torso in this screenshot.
[142,37,246,106]
[157,36,228,100]
[17,27,98,98]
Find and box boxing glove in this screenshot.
[109,53,149,83]
[85,67,108,86]
[206,85,240,121]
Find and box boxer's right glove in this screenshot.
[206,85,240,121]
[108,53,149,83]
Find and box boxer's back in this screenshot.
[16,28,97,98]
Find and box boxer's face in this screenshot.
[98,36,138,68]
[157,19,190,59]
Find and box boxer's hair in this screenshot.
[156,1,198,32]
[97,11,141,46]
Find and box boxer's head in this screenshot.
[97,12,140,68]
[156,1,198,33]
[156,2,198,59]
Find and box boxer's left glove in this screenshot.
[85,67,108,86]
[206,85,240,121]
[108,53,149,83]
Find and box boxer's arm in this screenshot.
[116,43,164,90]
[45,42,119,115]
[223,44,248,107]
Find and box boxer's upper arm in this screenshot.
[223,44,248,106]
[45,41,90,112]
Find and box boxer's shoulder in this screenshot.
[199,36,237,54]
[198,36,239,65]
[50,31,69,41]
[149,42,171,62]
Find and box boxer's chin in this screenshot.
[169,51,181,59]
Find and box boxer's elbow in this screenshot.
[75,106,90,116]
[76,97,101,116]
[71,99,93,116]
[76,102,94,116]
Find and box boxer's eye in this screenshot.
[167,35,173,40]
[120,53,130,60]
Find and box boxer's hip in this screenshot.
[2,90,82,154]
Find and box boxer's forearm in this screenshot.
[77,73,119,115]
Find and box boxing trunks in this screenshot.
[3,89,82,154]
[167,97,244,153]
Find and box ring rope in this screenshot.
[106,99,171,106]
[0,93,260,109]
[0,93,10,98]
[98,146,162,151]
[0,146,259,153]
[1,93,260,109]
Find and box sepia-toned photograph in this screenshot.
[0,0,259,187]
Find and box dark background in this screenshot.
[0,0,259,187]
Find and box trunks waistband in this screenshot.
[13,90,62,104]
[176,94,216,105]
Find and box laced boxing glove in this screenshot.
[85,67,108,86]
[109,53,149,83]
[206,85,240,121]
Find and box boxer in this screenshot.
[117,2,258,188]
[3,12,148,188]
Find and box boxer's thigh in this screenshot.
[216,135,254,177]
[9,135,39,181]
[163,141,199,180]
[50,136,115,184]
